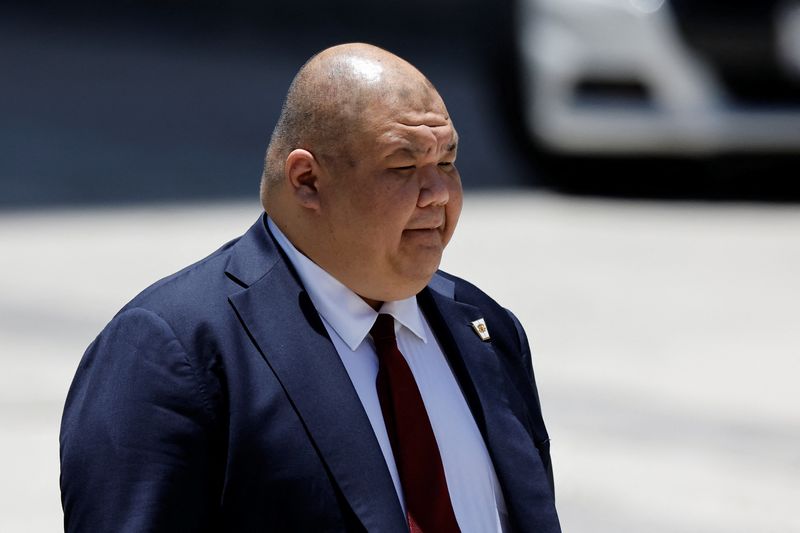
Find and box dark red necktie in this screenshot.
[370,313,461,533]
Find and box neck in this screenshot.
[361,296,383,311]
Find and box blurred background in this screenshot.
[1,0,799,531]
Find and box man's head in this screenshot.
[262,43,462,308]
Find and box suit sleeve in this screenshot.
[505,309,555,496]
[60,307,222,532]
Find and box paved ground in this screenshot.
[1,192,799,532]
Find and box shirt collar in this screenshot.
[267,216,428,351]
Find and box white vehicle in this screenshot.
[517,0,800,155]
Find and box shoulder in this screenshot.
[432,271,551,450]
[116,214,276,333]
[122,236,240,319]
[430,270,526,353]
[80,229,251,368]
[70,232,251,426]
[430,270,500,309]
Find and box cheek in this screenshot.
[445,181,463,233]
[342,199,401,249]
[338,178,420,246]
[371,185,419,226]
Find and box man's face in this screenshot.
[316,92,463,305]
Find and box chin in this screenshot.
[382,252,442,297]
[371,271,434,303]
[403,265,440,292]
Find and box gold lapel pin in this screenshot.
[470,318,491,341]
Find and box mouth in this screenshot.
[406,220,445,232]
[403,225,443,239]
[402,224,445,247]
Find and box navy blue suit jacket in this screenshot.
[60,214,561,532]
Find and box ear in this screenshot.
[285,149,321,211]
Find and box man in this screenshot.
[60,43,560,532]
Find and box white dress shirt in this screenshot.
[267,217,509,532]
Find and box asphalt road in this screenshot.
[1,192,798,532]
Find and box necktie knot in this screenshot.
[370,313,396,343]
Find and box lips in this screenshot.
[402,226,444,247]
[406,220,444,232]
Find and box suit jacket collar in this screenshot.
[266,216,427,350]
[226,214,407,532]
[420,282,561,533]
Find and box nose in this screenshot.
[417,164,450,208]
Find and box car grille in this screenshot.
[669,0,800,107]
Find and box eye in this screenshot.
[390,165,416,172]
[438,161,454,168]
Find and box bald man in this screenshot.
[60,44,561,533]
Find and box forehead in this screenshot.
[373,111,458,154]
[354,76,457,154]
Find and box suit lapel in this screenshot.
[226,216,407,533]
[420,277,561,533]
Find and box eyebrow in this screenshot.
[385,137,459,159]
[386,146,423,158]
